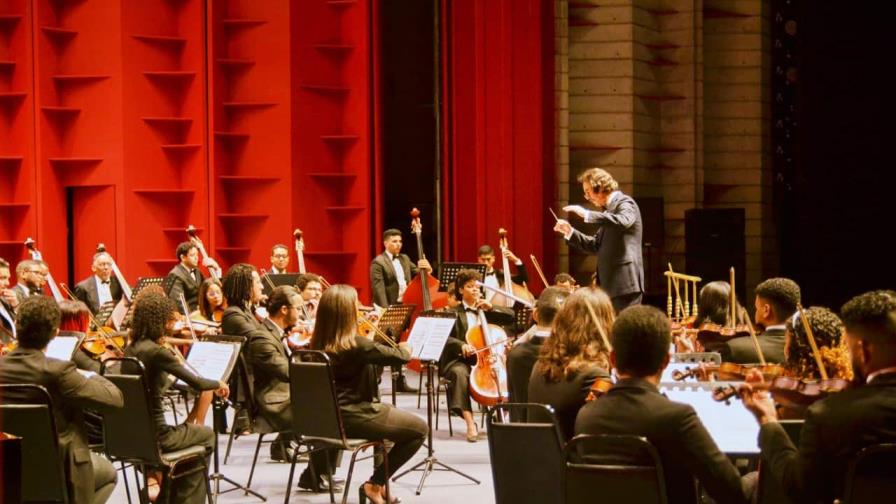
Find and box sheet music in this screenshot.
[406,316,456,361]
[46,336,80,361]
[661,384,760,454]
[175,341,238,385]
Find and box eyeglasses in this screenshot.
[272,254,289,259]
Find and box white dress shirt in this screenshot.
[95,275,113,306]
[389,253,408,302]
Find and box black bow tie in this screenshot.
[101,280,110,285]
[465,308,478,314]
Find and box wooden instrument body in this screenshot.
[465,315,510,406]
[491,229,535,308]
[403,209,449,345]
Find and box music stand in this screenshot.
[393,311,480,494]
[94,301,116,328]
[376,304,416,405]
[436,263,487,292]
[196,334,266,502]
[261,273,299,297]
[120,277,165,329]
[512,304,534,334]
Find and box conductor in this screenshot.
[553,167,644,313]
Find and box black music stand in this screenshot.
[512,304,534,334]
[189,335,265,502]
[261,273,299,297]
[376,304,416,405]
[393,311,480,494]
[121,277,166,329]
[436,263,487,292]
[94,301,116,328]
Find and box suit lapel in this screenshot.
[85,279,101,312]
[379,254,396,281]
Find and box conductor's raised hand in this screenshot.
[563,205,588,219]
[553,219,573,236]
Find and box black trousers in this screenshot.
[443,361,473,416]
[611,291,643,314]
[158,423,214,504]
[341,403,427,486]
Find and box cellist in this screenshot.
[439,268,513,442]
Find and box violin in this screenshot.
[695,322,750,343]
[357,309,400,349]
[466,302,511,406]
[585,378,614,401]
[490,228,535,308]
[712,375,850,407]
[672,361,786,382]
[24,238,64,302]
[82,327,126,358]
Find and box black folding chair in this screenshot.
[841,443,896,504]
[0,384,69,503]
[486,403,564,504]
[286,350,388,504]
[564,434,668,504]
[100,357,213,504]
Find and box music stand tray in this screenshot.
[436,263,487,292]
[94,301,116,328]
[120,277,165,329]
[377,304,416,340]
[261,273,299,297]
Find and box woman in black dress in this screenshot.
[309,284,427,504]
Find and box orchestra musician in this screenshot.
[476,244,529,304]
[440,268,514,442]
[125,289,228,504]
[553,167,645,313]
[191,278,226,328]
[528,287,613,440]
[269,244,291,274]
[164,241,221,313]
[0,296,124,504]
[72,251,124,315]
[309,284,427,504]
[693,280,750,328]
[295,272,324,321]
[507,287,567,406]
[0,258,17,341]
[369,228,431,393]
[575,305,750,504]
[738,290,896,503]
[721,277,801,364]
[553,273,578,292]
[12,259,44,303]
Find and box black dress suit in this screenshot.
[720,327,786,364]
[164,264,205,312]
[72,275,124,315]
[575,378,749,504]
[758,372,896,503]
[506,329,549,404]
[248,318,292,432]
[0,347,124,504]
[566,193,644,311]
[370,252,418,308]
[221,305,266,404]
[528,362,610,441]
[12,283,41,305]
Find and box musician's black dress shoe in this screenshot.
[270,438,295,463]
[394,375,418,393]
[298,470,343,493]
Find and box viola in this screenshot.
[695,322,750,343]
[712,375,850,407]
[466,305,511,406]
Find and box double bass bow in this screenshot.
[24,238,64,302]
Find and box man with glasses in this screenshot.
[269,244,291,274]
[12,259,44,304]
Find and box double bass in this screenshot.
[402,208,448,324]
[490,229,535,308]
[24,238,64,302]
[96,243,133,330]
[294,228,331,288]
[186,225,221,281]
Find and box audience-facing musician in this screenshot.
[0,258,16,341]
[476,244,529,303]
[269,244,290,274]
[553,273,578,293]
[309,284,427,504]
[165,241,220,313]
[739,290,896,503]
[721,277,801,364]
[295,273,324,321]
[12,259,43,303]
[507,287,568,405]
[369,228,430,393]
[73,251,124,315]
[125,289,228,503]
[0,296,124,504]
[440,268,514,442]
[191,278,226,327]
[575,305,749,504]
[528,287,613,440]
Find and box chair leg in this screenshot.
[119,462,133,504]
[203,460,214,504]
[443,383,453,437]
[223,405,243,464]
[341,448,362,504]
[283,442,302,504]
[246,433,265,489]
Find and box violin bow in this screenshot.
[796,303,829,380]
[529,254,550,289]
[744,316,767,366]
[583,297,612,352]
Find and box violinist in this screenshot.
[309,284,427,504]
[72,251,123,315]
[125,289,228,504]
[508,287,567,407]
[0,258,17,342]
[165,241,221,312]
[553,272,578,293]
[476,244,529,303]
[269,244,290,274]
[738,290,896,503]
[690,280,750,353]
[190,278,226,329]
[528,287,612,440]
[721,277,801,364]
[12,259,43,303]
[295,273,324,321]
[0,296,124,504]
[441,268,514,442]
[575,306,749,504]
[59,299,116,373]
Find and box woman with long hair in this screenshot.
[528,286,614,440]
[310,284,427,504]
[693,280,750,328]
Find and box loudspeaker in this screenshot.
[685,208,746,300]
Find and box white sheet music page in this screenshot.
[406,317,456,361]
[661,383,760,455]
[46,336,80,361]
[175,341,237,385]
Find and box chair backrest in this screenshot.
[487,403,565,504]
[0,383,69,503]
[100,357,164,465]
[842,443,896,504]
[290,350,346,443]
[564,434,668,504]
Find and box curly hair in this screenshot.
[535,287,613,383]
[454,268,481,299]
[840,290,896,346]
[577,167,619,194]
[131,289,178,343]
[15,296,61,349]
[786,306,853,381]
[693,281,749,327]
[295,273,322,292]
[754,277,801,322]
[222,263,257,309]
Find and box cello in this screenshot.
[24,238,64,302]
[96,243,133,330]
[490,229,535,308]
[466,303,510,406]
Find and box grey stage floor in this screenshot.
[108,368,495,503]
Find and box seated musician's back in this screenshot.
[740,290,896,503]
[575,305,749,504]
